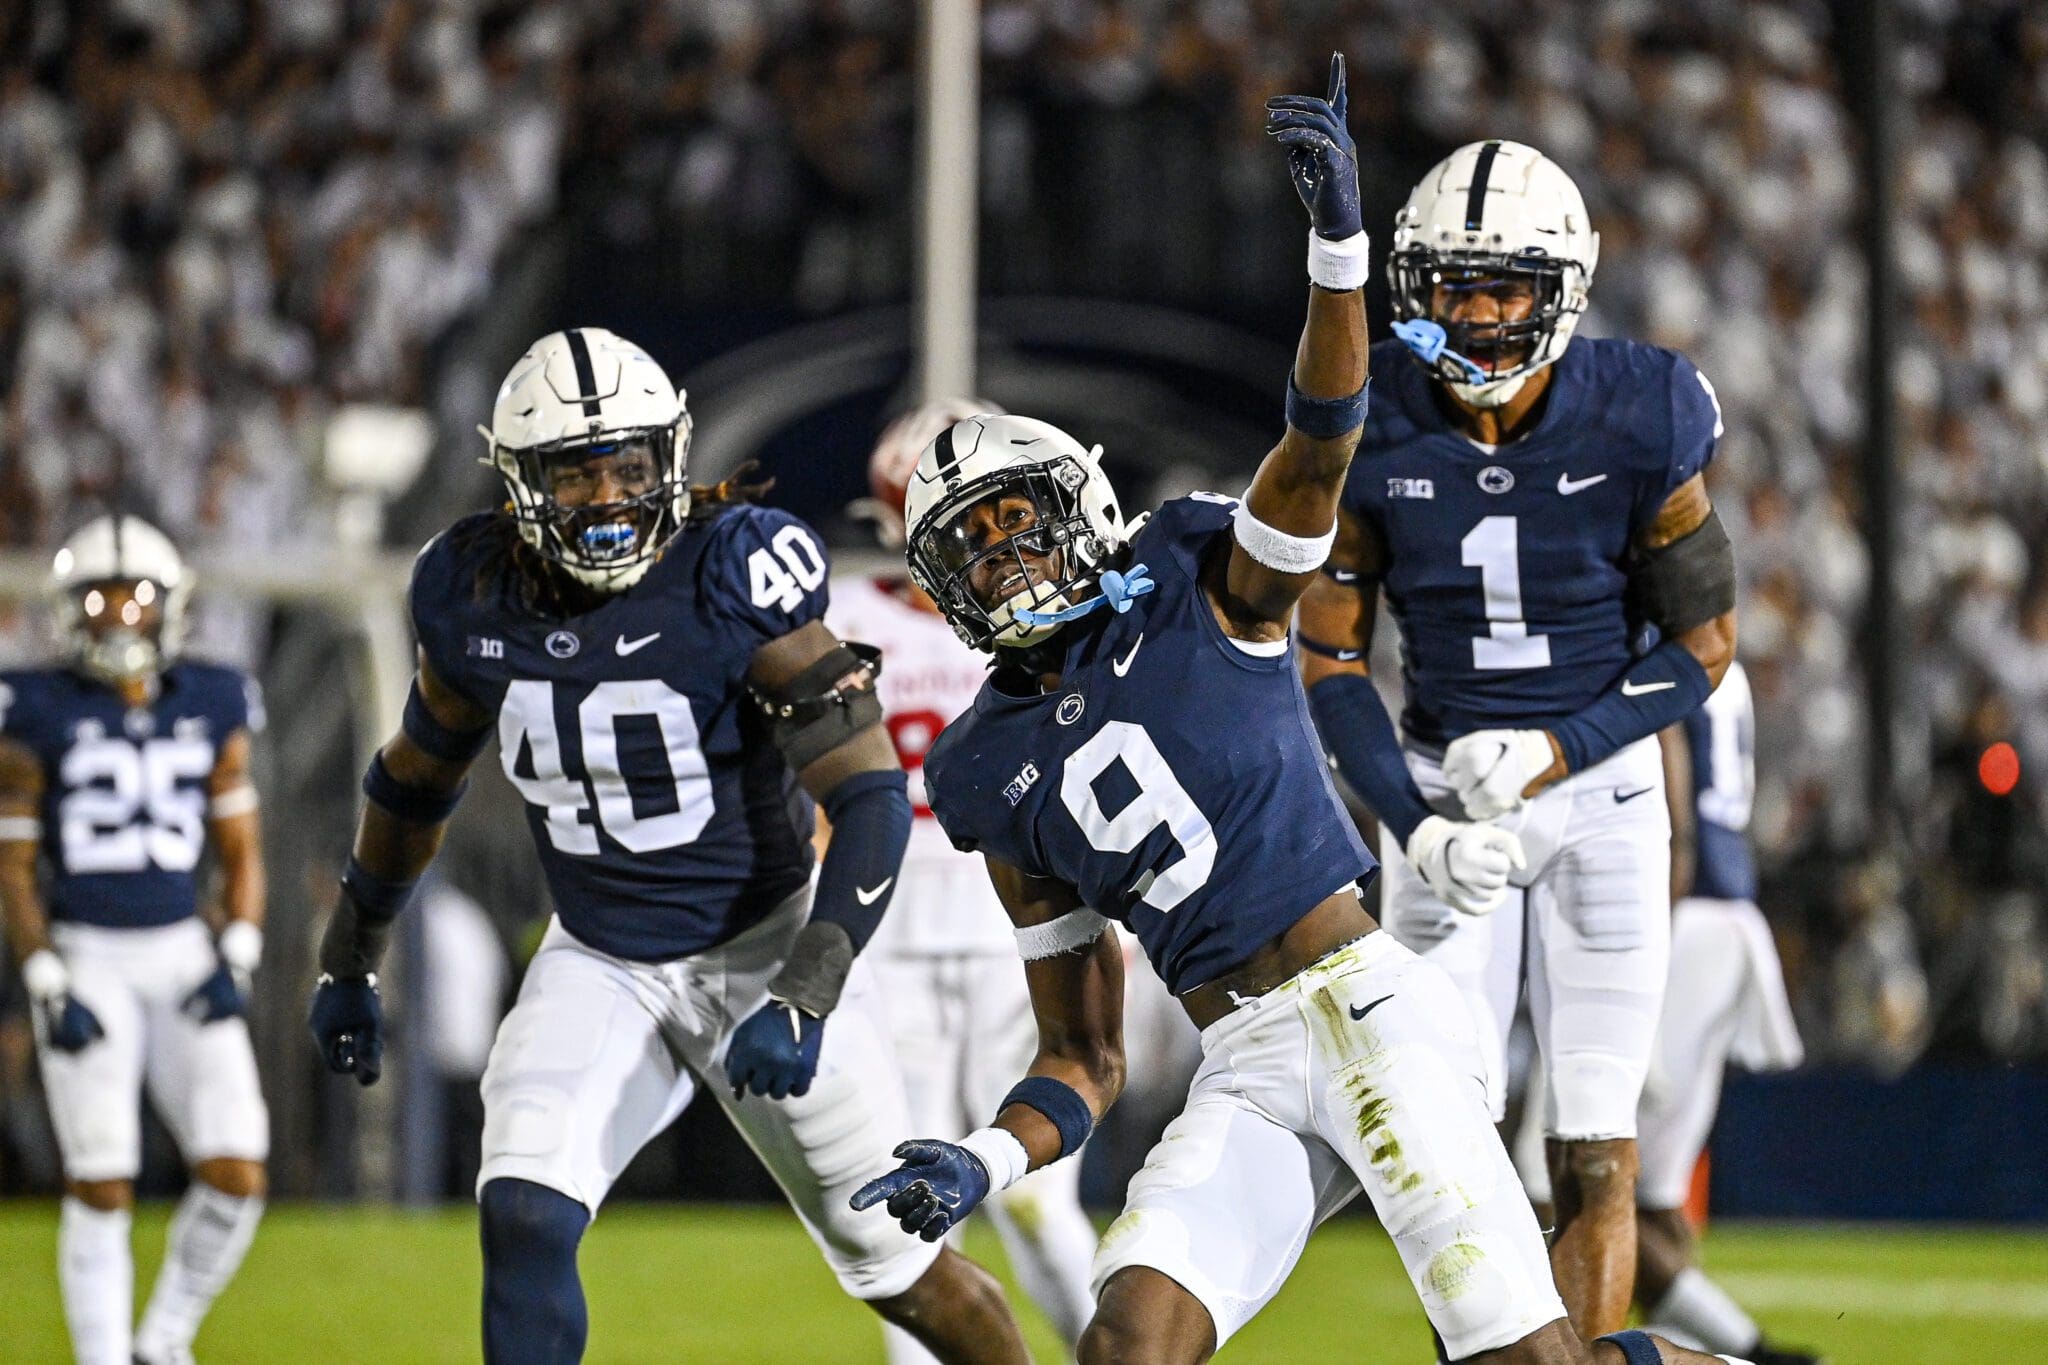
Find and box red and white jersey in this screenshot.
[828,576,1011,954]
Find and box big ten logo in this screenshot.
[885,709,947,817]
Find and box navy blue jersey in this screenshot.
[1346,337,1722,747]
[0,661,256,928]
[1683,659,1756,902]
[925,496,1377,995]
[413,505,835,962]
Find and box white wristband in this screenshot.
[218,921,264,975]
[1232,499,1336,574]
[1308,229,1370,291]
[21,948,69,1002]
[957,1126,1032,1195]
[0,816,42,842]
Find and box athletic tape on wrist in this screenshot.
[1014,908,1109,961]
[1233,499,1337,574]
[1307,229,1370,291]
[1001,1076,1094,1159]
[0,815,42,841]
[957,1127,1031,1193]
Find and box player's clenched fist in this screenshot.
[1406,815,1526,917]
[309,973,383,1086]
[850,1140,993,1242]
[1266,53,1361,241]
[1442,728,1560,821]
[724,1000,825,1101]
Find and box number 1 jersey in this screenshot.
[1345,337,1721,748]
[410,505,834,962]
[0,661,257,928]
[924,496,1377,995]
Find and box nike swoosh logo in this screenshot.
[1112,635,1143,677]
[1349,995,1394,1022]
[855,877,895,906]
[1614,786,1655,804]
[1557,472,1608,495]
[616,632,661,656]
[1620,679,1676,696]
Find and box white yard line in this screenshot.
[1716,1274,2048,1321]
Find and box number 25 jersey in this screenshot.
[410,505,834,962]
[1345,337,1722,748]
[924,496,1377,995]
[0,661,257,928]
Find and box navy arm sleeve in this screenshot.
[1308,673,1436,848]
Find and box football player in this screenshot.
[306,329,1027,1363]
[830,399,1101,1362]
[1636,663,1812,1365]
[1,516,269,1365]
[853,59,1748,1365]
[1298,139,1738,1337]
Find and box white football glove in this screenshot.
[1404,814,1527,917]
[1441,729,1556,821]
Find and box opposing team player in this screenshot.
[1636,663,1812,1364]
[1,516,269,1365]
[853,60,1748,1365]
[1299,139,1738,1337]
[830,399,1101,1362]
[306,328,1027,1363]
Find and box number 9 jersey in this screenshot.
[1346,336,1722,748]
[0,661,259,927]
[923,496,1377,995]
[409,504,835,962]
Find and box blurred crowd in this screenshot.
[0,0,574,659]
[2,0,2045,1068]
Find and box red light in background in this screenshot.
[1979,741,2021,796]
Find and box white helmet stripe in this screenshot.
[564,328,603,420]
[1464,139,1502,232]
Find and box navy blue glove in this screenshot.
[850,1140,993,1242]
[41,994,105,1054]
[1266,53,1361,239]
[724,1000,825,1100]
[181,959,246,1024]
[309,974,383,1086]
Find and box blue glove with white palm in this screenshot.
[1266,53,1361,240]
[850,1140,994,1242]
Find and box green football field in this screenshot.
[2,1203,2045,1362]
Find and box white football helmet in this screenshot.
[1389,139,1599,408]
[853,396,1002,547]
[50,515,191,687]
[477,327,693,591]
[903,414,1139,651]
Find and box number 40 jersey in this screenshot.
[410,505,837,963]
[1346,336,1723,749]
[0,661,258,928]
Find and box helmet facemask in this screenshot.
[907,458,1111,652]
[62,577,174,689]
[493,421,692,592]
[1389,247,1587,407]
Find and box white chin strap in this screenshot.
[562,554,655,592]
[1448,369,1532,409]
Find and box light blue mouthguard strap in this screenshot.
[1391,319,1489,386]
[1013,563,1154,627]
